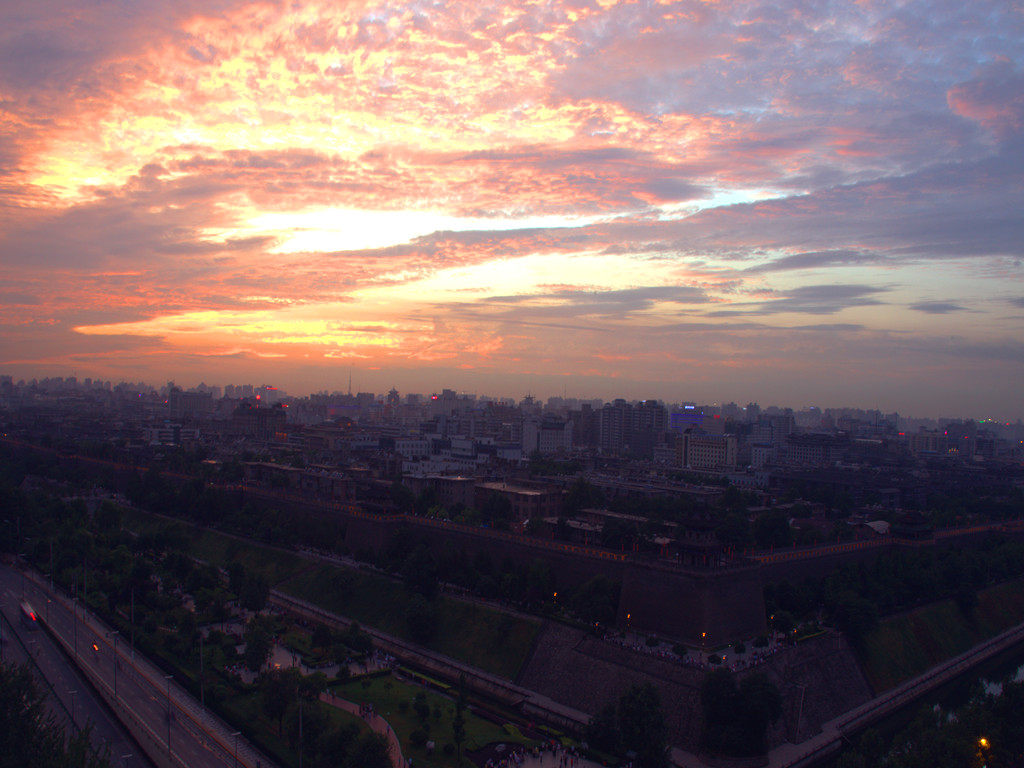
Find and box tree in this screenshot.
[284,697,328,752]
[227,561,246,595]
[565,477,605,514]
[571,575,621,626]
[700,668,783,757]
[344,622,373,655]
[584,702,619,755]
[260,668,298,735]
[405,594,438,644]
[716,513,753,547]
[453,674,468,766]
[738,672,783,754]
[312,622,333,653]
[754,510,793,549]
[585,684,669,768]
[832,591,879,648]
[403,544,438,600]
[479,492,513,528]
[701,667,739,750]
[244,614,275,673]
[617,683,669,768]
[240,572,270,613]
[600,517,636,551]
[413,691,430,722]
[344,732,391,768]
[0,662,111,768]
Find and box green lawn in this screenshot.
[281,564,539,679]
[187,530,308,586]
[121,506,308,585]
[333,673,538,768]
[120,507,540,678]
[861,579,1024,691]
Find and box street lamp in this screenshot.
[164,675,173,756]
[199,631,205,715]
[111,631,119,701]
[702,631,706,663]
[69,690,78,729]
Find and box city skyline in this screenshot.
[7,369,1020,429]
[1,1,1023,420]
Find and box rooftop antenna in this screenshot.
[348,371,352,397]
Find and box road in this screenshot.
[0,568,149,768]
[4,564,274,768]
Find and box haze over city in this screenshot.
[1,0,1022,420]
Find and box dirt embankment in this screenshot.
[518,624,872,751]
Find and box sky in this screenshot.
[1,0,1022,420]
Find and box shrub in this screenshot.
[409,729,428,747]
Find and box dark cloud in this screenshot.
[0,292,40,305]
[707,285,889,317]
[909,302,966,314]
[744,250,883,273]
[487,285,710,308]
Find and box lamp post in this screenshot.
[164,675,173,756]
[702,631,706,664]
[199,631,205,715]
[231,731,241,768]
[69,690,77,729]
[111,631,119,701]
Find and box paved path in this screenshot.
[320,691,405,768]
[318,690,611,768]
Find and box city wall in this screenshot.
[239,486,769,644]
[618,560,767,647]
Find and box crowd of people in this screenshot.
[483,740,587,768]
[603,630,792,673]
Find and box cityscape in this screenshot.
[2,369,1024,768]
[3,0,1024,767]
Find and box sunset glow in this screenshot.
[1,0,1022,416]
